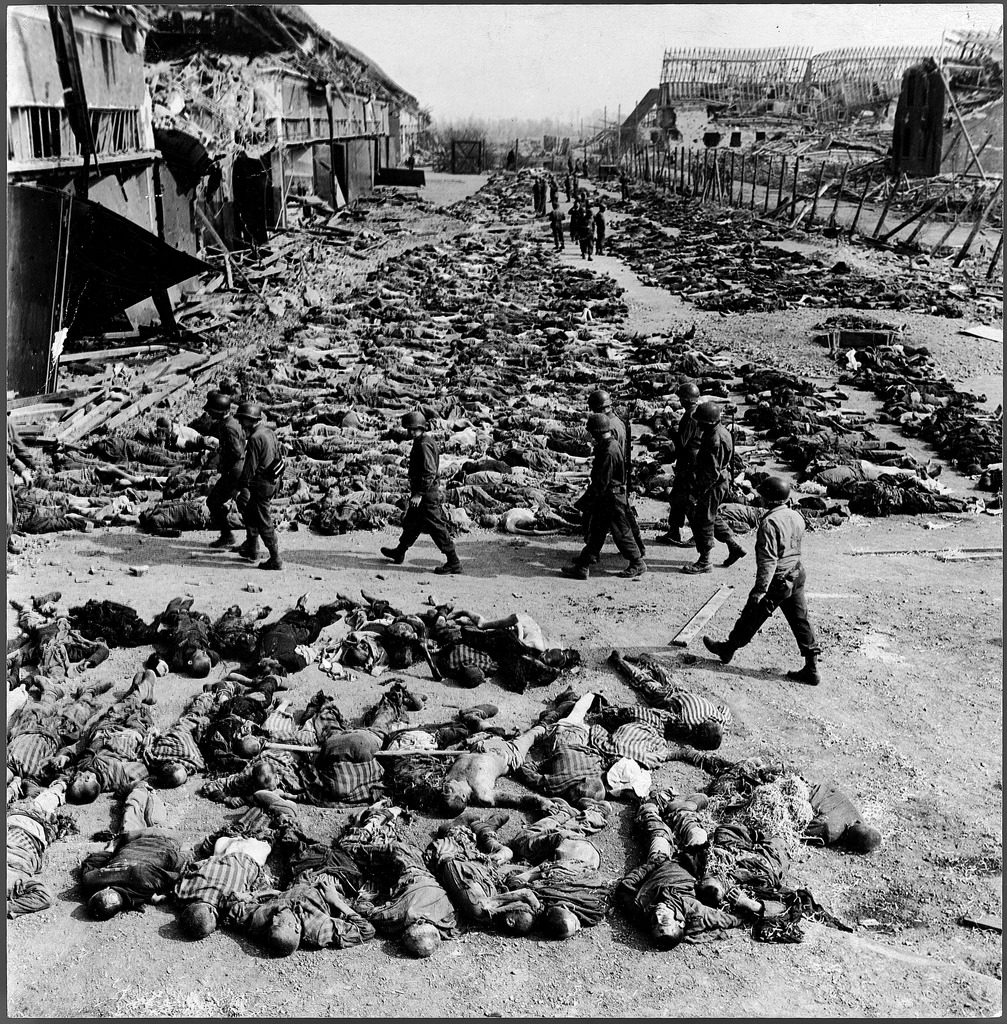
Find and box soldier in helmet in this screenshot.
[561,413,646,580]
[703,476,821,685]
[656,382,703,547]
[201,391,245,550]
[381,411,462,575]
[681,403,733,575]
[587,390,645,558]
[233,403,283,571]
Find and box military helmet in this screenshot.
[586,413,612,433]
[235,402,263,422]
[694,402,722,424]
[587,390,611,412]
[401,411,428,430]
[677,382,701,401]
[203,391,231,415]
[759,476,792,503]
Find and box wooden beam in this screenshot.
[849,546,1002,556]
[952,179,1003,267]
[60,344,171,363]
[263,742,461,757]
[871,178,898,238]
[938,66,988,180]
[849,174,872,236]
[986,233,1003,279]
[879,196,942,242]
[669,585,735,647]
[930,184,982,255]
[100,377,190,433]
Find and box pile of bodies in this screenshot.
[816,313,1003,504]
[7,173,991,551]
[7,587,881,954]
[605,186,980,317]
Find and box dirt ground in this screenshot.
[6,172,1003,1019]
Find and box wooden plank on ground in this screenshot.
[959,914,1002,932]
[58,387,109,423]
[61,344,171,363]
[669,585,735,647]
[53,396,128,442]
[958,324,1003,343]
[850,546,1002,556]
[7,389,88,410]
[264,742,460,757]
[101,376,191,432]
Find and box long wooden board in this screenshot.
[669,585,735,647]
[265,742,461,757]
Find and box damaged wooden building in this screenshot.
[143,4,424,248]
[7,3,424,398]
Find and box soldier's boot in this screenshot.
[681,557,712,574]
[209,530,235,549]
[380,545,406,564]
[721,541,747,567]
[702,636,736,665]
[434,555,463,575]
[258,537,283,571]
[234,534,259,560]
[786,652,821,686]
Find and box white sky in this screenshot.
[306,3,1003,122]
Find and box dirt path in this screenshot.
[6,176,1002,1019]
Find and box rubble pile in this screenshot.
[606,187,985,317]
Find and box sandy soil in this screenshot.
[6,172,1002,1019]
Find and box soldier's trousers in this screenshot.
[726,566,820,655]
[574,496,643,568]
[686,482,728,559]
[667,476,693,533]
[398,497,457,558]
[238,481,278,551]
[207,472,242,533]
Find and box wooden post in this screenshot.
[952,179,1003,267]
[738,153,746,209]
[828,164,848,222]
[938,66,988,180]
[776,156,786,212]
[871,177,898,238]
[728,151,735,205]
[930,184,981,255]
[880,196,941,243]
[789,157,800,220]
[751,155,759,210]
[961,132,994,178]
[808,163,825,223]
[849,173,872,236]
[679,145,685,193]
[986,233,1003,279]
[904,200,941,245]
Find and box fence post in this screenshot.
[776,156,787,212]
[986,232,1003,279]
[729,151,736,205]
[953,179,1003,266]
[849,173,872,236]
[871,176,898,238]
[809,163,825,223]
[750,155,758,211]
[738,153,746,209]
[790,157,801,220]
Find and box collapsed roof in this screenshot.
[142,3,418,109]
